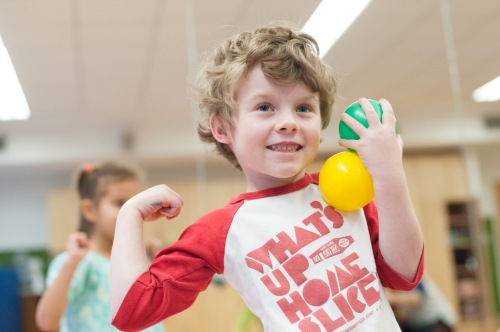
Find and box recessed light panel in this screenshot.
[0,35,30,121]
[302,0,372,59]
[473,76,500,102]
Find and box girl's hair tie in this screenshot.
[83,163,94,173]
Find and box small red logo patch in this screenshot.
[309,236,354,264]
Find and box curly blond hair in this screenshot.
[195,22,338,169]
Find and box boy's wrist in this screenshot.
[369,159,405,184]
[118,203,145,223]
[371,166,406,191]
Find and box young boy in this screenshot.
[110,23,424,332]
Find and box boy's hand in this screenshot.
[66,232,90,263]
[340,98,423,282]
[338,98,403,181]
[111,185,183,317]
[122,185,184,222]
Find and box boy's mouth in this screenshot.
[267,143,302,152]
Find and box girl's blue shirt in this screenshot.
[47,251,165,332]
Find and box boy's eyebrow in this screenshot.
[297,95,320,103]
[247,93,275,103]
[247,93,319,103]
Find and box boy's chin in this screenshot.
[270,167,306,180]
[243,162,308,183]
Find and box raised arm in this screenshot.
[110,184,183,318]
[339,98,423,282]
[369,150,423,281]
[35,233,89,331]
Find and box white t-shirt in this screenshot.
[113,173,424,332]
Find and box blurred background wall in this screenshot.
[1,0,500,331]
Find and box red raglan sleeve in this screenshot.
[363,200,424,291]
[111,202,242,332]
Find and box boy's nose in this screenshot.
[277,121,299,133]
[276,116,299,133]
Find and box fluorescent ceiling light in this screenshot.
[473,76,500,102]
[0,35,30,121]
[301,0,372,59]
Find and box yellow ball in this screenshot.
[319,151,374,211]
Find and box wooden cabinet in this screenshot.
[402,153,467,315]
[403,154,498,331]
[447,201,483,320]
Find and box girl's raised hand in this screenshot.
[338,98,403,181]
[122,184,184,222]
[66,232,90,262]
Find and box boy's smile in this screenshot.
[227,64,322,192]
[267,141,302,153]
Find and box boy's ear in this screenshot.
[210,113,232,144]
[81,199,98,223]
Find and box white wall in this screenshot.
[0,166,72,250]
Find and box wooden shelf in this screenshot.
[455,265,477,277]
[449,214,470,227]
[447,201,484,322]
[452,244,472,250]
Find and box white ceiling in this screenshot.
[0,0,500,168]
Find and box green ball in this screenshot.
[339,99,397,152]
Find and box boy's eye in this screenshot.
[297,106,310,113]
[257,104,272,112]
[114,200,124,207]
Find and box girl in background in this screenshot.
[36,162,165,332]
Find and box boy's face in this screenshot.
[228,64,321,191]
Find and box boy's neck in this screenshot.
[245,170,306,192]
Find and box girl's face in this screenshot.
[93,179,141,242]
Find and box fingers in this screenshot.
[340,112,367,137]
[74,233,90,249]
[397,134,404,151]
[67,233,90,260]
[338,138,358,151]
[69,232,87,245]
[379,98,396,131]
[359,98,381,128]
[158,187,183,219]
[77,232,89,240]
[339,98,399,153]
[161,206,182,220]
[134,184,184,222]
